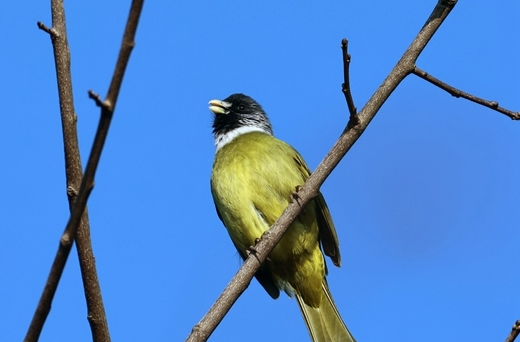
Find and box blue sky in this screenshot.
[1,1,519,341]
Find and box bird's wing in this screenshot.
[212,201,280,299]
[314,193,341,267]
[292,151,342,267]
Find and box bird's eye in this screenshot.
[237,104,245,111]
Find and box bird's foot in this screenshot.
[291,185,302,206]
[246,237,272,262]
[246,238,261,256]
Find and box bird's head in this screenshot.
[209,93,274,149]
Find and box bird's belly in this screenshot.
[210,132,322,293]
[213,174,318,264]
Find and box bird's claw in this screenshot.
[246,237,272,262]
[291,185,302,205]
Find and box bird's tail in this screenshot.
[296,280,356,342]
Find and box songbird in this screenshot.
[209,93,356,342]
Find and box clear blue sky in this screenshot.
[1,1,519,341]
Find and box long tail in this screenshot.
[296,280,356,342]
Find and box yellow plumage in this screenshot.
[211,131,356,342]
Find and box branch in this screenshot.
[505,320,520,342]
[412,67,520,120]
[24,1,144,341]
[28,2,110,341]
[341,38,359,128]
[185,1,457,341]
[36,21,57,36]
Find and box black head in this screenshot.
[209,93,274,138]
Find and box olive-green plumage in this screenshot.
[209,94,356,342]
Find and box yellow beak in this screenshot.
[209,99,231,115]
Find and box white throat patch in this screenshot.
[215,126,270,151]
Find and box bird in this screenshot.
[209,93,356,342]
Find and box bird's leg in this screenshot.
[246,237,272,262]
[291,185,302,206]
[291,185,309,215]
[246,238,261,256]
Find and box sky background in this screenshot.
[1,1,519,341]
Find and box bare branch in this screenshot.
[341,38,359,127]
[36,21,57,37]
[88,90,107,109]
[27,2,110,341]
[185,1,458,341]
[104,0,143,111]
[25,1,144,341]
[412,67,520,120]
[505,320,520,342]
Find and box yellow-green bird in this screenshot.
[209,93,356,342]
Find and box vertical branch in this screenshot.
[28,0,111,341]
[47,0,112,340]
[25,1,145,341]
[341,39,358,123]
[341,38,360,130]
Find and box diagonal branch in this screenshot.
[24,1,144,341]
[505,320,520,342]
[412,67,520,120]
[185,1,458,341]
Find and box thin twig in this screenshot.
[341,38,359,127]
[36,21,57,37]
[505,320,520,342]
[24,1,144,341]
[185,1,458,341]
[88,90,106,108]
[413,67,520,120]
